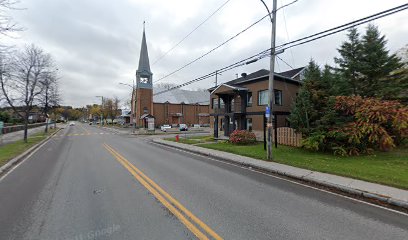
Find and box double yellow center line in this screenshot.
[103,143,222,240]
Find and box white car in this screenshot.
[179,124,188,131]
[160,124,171,132]
[69,122,75,126]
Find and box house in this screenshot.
[208,68,304,138]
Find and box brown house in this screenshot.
[208,68,304,138]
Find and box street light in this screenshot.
[95,96,104,126]
[119,81,136,132]
[259,0,277,161]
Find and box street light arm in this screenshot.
[259,0,273,22]
[119,82,134,89]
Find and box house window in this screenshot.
[246,118,252,131]
[219,98,225,109]
[247,92,252,107]
[231,99,235,112]
[258,90,268,105]
[143,107,148,114]
[273,89,282,106]
[212,98,218,109]
[274,90,282,105]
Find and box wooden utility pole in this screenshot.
[266,0,277,160]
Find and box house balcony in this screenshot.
[213,107,245,115]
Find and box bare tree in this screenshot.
[39,67,59,133]
[0,44,53,142]
[112,96,120,124]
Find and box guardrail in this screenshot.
[1,123,46,134]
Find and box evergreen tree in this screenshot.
[334,27,363,95]
[360,24,402,97]
[321,65,337,95]
[289,60,331,135]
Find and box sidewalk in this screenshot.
[0,125,50,146]
[153,138,408,209]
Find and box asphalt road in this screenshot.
[0,123,407,240]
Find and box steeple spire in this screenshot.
[138,22,151,74]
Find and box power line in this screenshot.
[154,12,270,83]
[154,3,408,96]
[152,0,231,65]
[276,55,294,69]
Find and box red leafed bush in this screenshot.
[334,96,408,152]
[229,130,257,145]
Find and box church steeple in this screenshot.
[136,22,153,89]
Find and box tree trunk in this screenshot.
[24,114,29,143]
[45,118,49,133]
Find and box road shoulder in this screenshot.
[0,128,62,177]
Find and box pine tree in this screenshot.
[334,27,363,95]
[360,24,402,97]
[289,60,330,135]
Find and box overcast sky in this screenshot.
[4,0,407,107]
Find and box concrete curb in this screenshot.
[153,139,408,210]
[0,128,62,176]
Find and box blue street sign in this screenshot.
[265,106,270,118]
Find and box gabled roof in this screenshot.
[278,67,305,78]
[153,87,210,105]
[225,69,270,86]
[208,68,301,91]
[140,113,154,119]
[210,83,248,95]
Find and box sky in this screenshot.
[3,0,407,107]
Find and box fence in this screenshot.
[273,127,302,147]
[1,122,46,134]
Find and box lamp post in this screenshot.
[259,0,277,161]
[95,96,104,126]
[119,81,136,132]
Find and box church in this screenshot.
[130,27,210,128]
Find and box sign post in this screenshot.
[147,118,155,133]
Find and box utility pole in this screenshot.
[96,96,104,126]
[260,0,278,161]
[215,70,218,87]
[214,70,222,87]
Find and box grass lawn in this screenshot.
[197,142,408,190]
[0,129,57,168]
[164,135,214,144]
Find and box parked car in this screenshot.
[179,124,188,131]
[160,124,171,132]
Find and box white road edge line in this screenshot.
[0,134,55,183]
[151,142,408,217]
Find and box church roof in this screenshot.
[137,26,151,74]
[153,88,210,105]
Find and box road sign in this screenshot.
[265,106,270,118]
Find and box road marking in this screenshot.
[103,143,222,240]
[79,124,91,135]
[151,142,408,216]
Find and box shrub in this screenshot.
[229,130,257,145]
[332,96,408,154]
